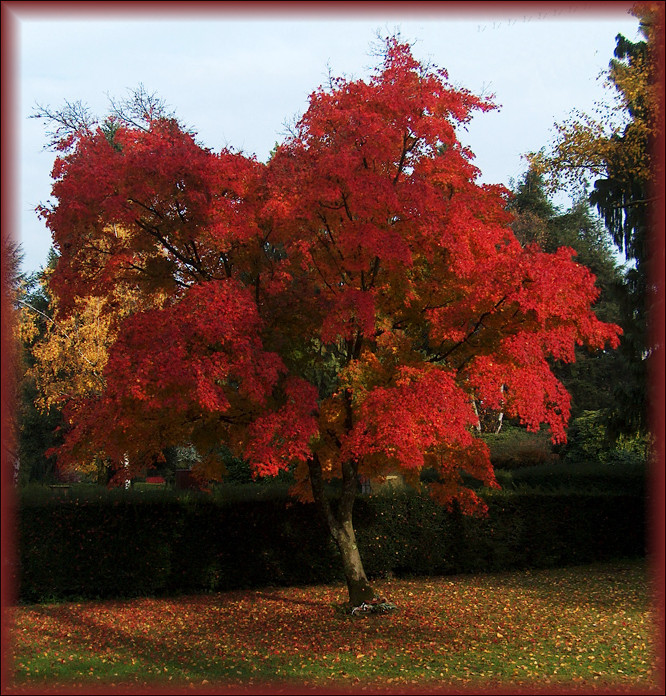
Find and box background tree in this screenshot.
[13,251,63,484]
[4,243,69,485]
[5,240,31,483]
[529,3,664,437]
[39,39,620,606]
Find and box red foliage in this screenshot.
[43,39,621,511]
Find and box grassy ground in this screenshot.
[5,559,661,693]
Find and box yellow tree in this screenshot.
[529,4,662,204]
[23,249,168,481]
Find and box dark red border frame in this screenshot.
[1,2,663,695]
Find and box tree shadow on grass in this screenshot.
[11,601,280,690]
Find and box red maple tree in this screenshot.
[41,40,621,606]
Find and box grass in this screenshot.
[5,559,660,693]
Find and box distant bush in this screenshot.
[563,410,649,468]
[481,425,557,470]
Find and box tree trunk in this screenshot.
[495,410,504,434]
[471,398,482,432]
[307,455,375,607]
[122,453,131,490]
[331,510,375,607]
[495,384,505,434]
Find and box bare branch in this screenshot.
[31,99,96,149]
[107,83,176,132]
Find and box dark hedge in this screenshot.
[15,489,646,603]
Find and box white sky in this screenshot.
[11,3,641,274]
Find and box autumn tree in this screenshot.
[39,39,620,606]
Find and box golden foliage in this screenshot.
[27,248,169,413]
[30,294,111,411]
[527,3,663,195]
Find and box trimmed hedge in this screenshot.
[16,489,646,603]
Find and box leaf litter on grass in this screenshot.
[6,559,660,693]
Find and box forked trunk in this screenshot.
[308,455,375,607]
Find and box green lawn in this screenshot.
[6,559,660,693]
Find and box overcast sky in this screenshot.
[10,2,641,274]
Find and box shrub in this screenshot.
[563,410,650,467]
[481,425,556,470]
